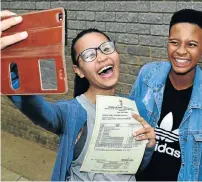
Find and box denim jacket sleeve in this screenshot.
[129,73,140,101]
[129,65,155,171]
[8,77,65,134]
[129,64,145,102]
[129,65,151,124]
[200,155,202,181]
[138,146,154,172]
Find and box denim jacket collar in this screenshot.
[142,61,202,110]
[143,62,171,92]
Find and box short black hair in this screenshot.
[70,28,111,97]
[169,9,202,33]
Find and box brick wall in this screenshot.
[1,0,202,150]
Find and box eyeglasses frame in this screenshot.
[76,41,116,63]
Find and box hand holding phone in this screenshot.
[1,8,68,95]
[0,10,28,50]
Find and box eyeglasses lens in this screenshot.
[81,41,115,62]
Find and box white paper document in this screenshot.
[80,95,147,174]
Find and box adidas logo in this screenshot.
[156,112,179,142]
[155,142,181,158]
[155,112,181,158]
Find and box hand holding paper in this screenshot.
[132,114,156,148]
[80,95,151,174]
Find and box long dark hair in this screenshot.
[71,28,111,97]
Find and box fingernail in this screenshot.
[20,31,28,39]
[10,12,17,15]
[133,132,136,137]
[14,16,22,23]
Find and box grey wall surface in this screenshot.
[1,0,202,150]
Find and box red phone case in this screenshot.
[1,8,68,95]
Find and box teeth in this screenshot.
[98,65,113,74]
[175,59,189,63]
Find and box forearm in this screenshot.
[8,94,62,134]
[8,69,62,133]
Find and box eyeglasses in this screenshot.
[76,41,115,63]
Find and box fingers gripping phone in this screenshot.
[1,8,68,95]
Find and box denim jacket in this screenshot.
[9,87,152,181]
[9,95,87,181]
[129,61,202,181]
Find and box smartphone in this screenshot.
[1,8,68,95]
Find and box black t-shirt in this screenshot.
[136,76,193,181]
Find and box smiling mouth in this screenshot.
[98,65,114,76]
[174,58,191,66]
[175,59,190,63]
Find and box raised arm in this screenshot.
[1,11,64,134]
[8,93,64,134]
